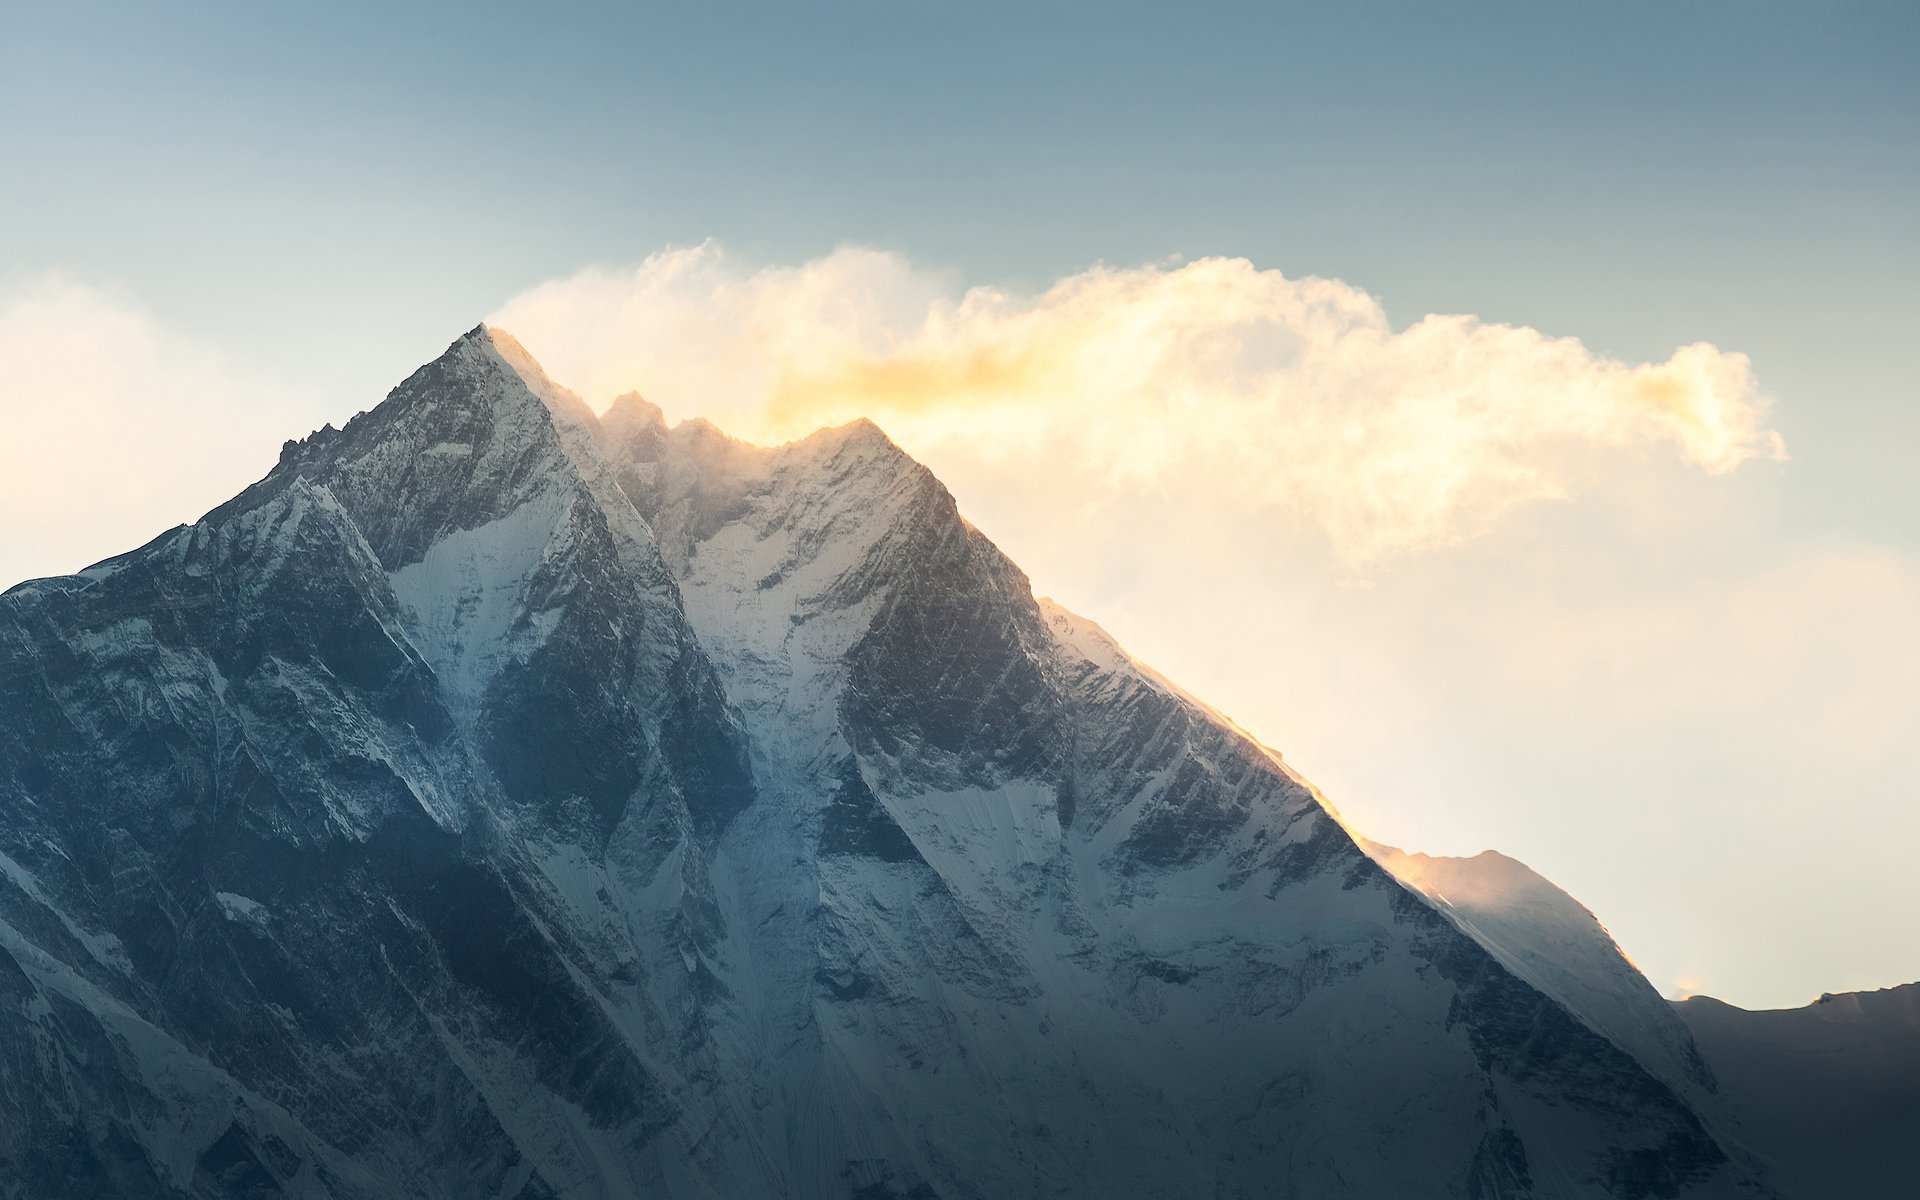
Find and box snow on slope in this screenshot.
[1366,842,1712,1095]
[592,396,1758,1198]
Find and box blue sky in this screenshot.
[3,2,1917,1007]
[9,3,1914,463]
[5,2,1913,537]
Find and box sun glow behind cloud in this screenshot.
[493,242,1783,564]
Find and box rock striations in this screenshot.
[0,327,1775,1198]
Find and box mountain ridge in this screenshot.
[1673,982,1919,1197]
[0,326,1774,1198]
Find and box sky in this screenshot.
[2,1,1915,1009]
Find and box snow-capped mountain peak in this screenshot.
[0,328,1775,1199]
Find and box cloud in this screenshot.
[0,276,314,590]
[492,242,1784,564]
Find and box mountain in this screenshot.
[1365,845,1714,1101]
[1360,811,1920,1200]
[0,326,1774,1199]
[1674,985,1920,1199]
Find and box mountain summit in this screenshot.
[0,329,1768,1198]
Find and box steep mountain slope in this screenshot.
[1364,824,1920,1200]
[1365,845,1713,1098]
[0,330,757,1199]
[1675,985,1920,1199]
[0,327,1769,1198]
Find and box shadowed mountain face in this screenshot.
[0,328,1767,1199]
[1674,985,1920,1200]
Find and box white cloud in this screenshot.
[0,276,313,590]
[493,242,1784,564]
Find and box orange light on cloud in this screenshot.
[493,243,1785,565]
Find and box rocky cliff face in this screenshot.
[0,327,1768,1198]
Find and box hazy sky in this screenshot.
[3,2,1915,1008]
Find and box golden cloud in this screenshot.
[493,243,1784,563]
